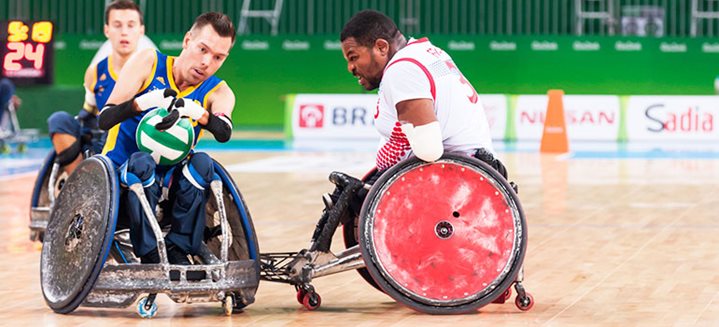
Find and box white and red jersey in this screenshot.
[374,37,494,170]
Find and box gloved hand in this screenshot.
[76,108,98,129]
[134,88,177,111]
[155,98,206,131]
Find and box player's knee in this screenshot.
[127,152,156,182]
[183,152,214,190]
[55,140,82,166]
[47,111,80,137]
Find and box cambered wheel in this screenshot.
[358,154,528,314]
[341,168,383,293]
[40,156,119,314]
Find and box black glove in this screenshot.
[154,97,182,131]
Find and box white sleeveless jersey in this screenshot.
[374,37,494,170]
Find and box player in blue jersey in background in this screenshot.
[98,12,236,268]
[47,0,145,177]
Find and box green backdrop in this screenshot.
[14,34,719,132]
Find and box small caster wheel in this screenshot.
[296,289,307,304]
[227,293,248,313]
[0,144,9,154]
[515,293,534,311]
[493,288,512,304]
[302,292,321,311]
[223,295,234,316]
[17,142,26,153]
[137,296,158,318]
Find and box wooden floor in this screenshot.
[1,149,718,325]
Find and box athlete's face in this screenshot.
[341,37,390,91]
[179,25,232,85]
[104,9,144,57]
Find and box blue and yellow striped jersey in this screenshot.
[90,55,118,110]
[102,50,225,166]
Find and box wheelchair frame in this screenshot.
[260,154,533,313]
[40,156,260,318]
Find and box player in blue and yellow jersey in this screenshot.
[47,0,145,176]
[98,12,236,267]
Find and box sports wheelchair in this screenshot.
[261,153,533,314]
[40,155,260,318]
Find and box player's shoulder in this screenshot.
[212,80,234,99]
[83,59,99,88]
[133,48,159,64]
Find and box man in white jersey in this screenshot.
[306,10,509,238]
[339,10,506,176]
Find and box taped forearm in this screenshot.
[203,113,233,142]
[401,121,443,162]
[98,99,139,130]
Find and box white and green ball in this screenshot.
[135,108,195,166]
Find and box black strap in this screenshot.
[98,99,139,130]
[203,113,232,142]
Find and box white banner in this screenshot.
[291,94,378,139]
[626,96,719,141]
[514,95,620,141]
[290,94,507,140]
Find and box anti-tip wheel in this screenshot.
[137,296,158,318]
[515,293,534,311]
[302,292,321,311]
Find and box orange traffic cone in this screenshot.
[540,90,569,153]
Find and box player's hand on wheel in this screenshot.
[135,88,177,111]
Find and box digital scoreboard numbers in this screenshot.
[0,21,54,85]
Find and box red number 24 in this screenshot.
[3,42,45,71]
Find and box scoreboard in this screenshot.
[0,20,54,85]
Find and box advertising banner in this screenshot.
[626,96,719,141]
[514,95,621,141]
[290,94,508,140]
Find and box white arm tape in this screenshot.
[84,87,96,107]
[177,99,206,120]
[401,121,443,162]
[135,89,172,111]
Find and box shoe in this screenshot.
[166,245,191,265]
[140,248,160,264]
[166,245,206,281]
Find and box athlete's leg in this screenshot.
[165,152,214,257]
[120,152,162,261]
[47,112,83,173]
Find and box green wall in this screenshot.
[14,34,719,132]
